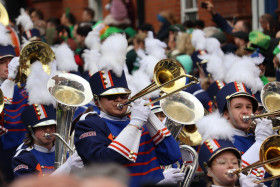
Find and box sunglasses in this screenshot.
[102,94,130,101]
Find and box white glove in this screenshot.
[130,99,151,128]
[254,118,274,143]
[239,173,267,187]
[8,57,19,80]
[51,151,83,175]
[158,168,185,184]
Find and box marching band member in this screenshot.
[74,33,183,187]
[197,111,267,187]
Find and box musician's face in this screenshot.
[223,96,253,131]
[34,125,56,150]
[0,57,13,79]
[97,94,129,118]
[208,150,239,186]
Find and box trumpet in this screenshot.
[227,135,280,183]
[117,59,199,109]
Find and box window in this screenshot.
[181,0,198,22]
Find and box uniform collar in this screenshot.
[100,111,128,121]
[34,144,55,153]
[233,128,248,137]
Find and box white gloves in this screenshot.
[239,173,267,187]
[130,99,151,128]
[51,151,83,175]
[254,118,274,143]
[8,57,19,80]
[158,168,185,185]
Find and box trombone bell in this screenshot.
[261,82,280,112]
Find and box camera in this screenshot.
[201,2,208,9]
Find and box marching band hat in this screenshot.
[206,80,226,102]
[198,138,241,173]
[191,50,209,77]
[21,104,56,132]
[22,28,41,41]
[0,44,16,60]
[216,81,258,114]
[89,69,131,98]
[245,31,271,54]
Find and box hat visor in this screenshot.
[33,119,57,128]
[209,147,241,164]
[0,55,14,60]
[228,92,259,112]
[151,106,163,114]
[100,87,131,96]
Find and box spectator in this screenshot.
[156,10,177,42]
[60,9,76,38]
[81,8,96,27]
[30,9,47,36]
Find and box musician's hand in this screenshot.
[158,168,185,184]
[254,118,274,143]
[8,57,19,80]
[239,173,266,187]
[130,99,151,128]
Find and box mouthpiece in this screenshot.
[44,133,52,139]
[117,103,124,109]
[243,115,250,122]
[227,169,236,177]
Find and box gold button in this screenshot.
[205,139,209,143]
[102,76,107,80]
[6,97,9,100]
[41,166,44,168]
[112,135,115,139]
[36,108,40,112]
[104,81,108,85]
[34,104,38,107]
[256,173,260,177]
[257,169,261,173]
[100,70,105,74]
[130,151,134,154]
[129,155,132,159]
[226,95,230,100]
[209,146,213,149]
[37,112,41,116]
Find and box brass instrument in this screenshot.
[0,89,3,113]
[47,72,93,169]
[227,135,280,183]
[161,91,204,145]
[117,59,199,109]
[16,41,55,84]
[0,3,9,26]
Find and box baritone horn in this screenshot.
[160,91,204,146]
[227,135,280,184]
[47,72,93,169]
[117,59,199,109]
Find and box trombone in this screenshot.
[227,135,280,183]
[117,59,199,109]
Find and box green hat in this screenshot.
[169,24,186,32]
[124,27,136,38]
[273,42,280,55]
[246,31,271,53]
[100,27,123,40]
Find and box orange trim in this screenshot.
[141,131,149,136]
[130,167,161,176]
[124,157,158,167]
[12,96,28,104]
[110,144,130,158]
[213,139,221,148]
[108,71,114,87]
[42,106,48,118]
[4,112,22,118]
[108,133,114,141]
[208,101,213,113]
[234,82,239,92]
[138,147,155,155]
[35,163,42,176]
[4,104,29,112]
[43,166,54,169]
[139,138,153,146]
[204,141,213,153]
[99,71,106,89]
[242,83,247,92]
[5,121,24,124]
[113,141,131,153]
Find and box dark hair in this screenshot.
[47,17,61,27]
[56,25,71,38]
[195,20,205,29]
[77,24,92,37]
[138,23,155,34]
[33,9,44,20]
[66,12,76,25]
[84,7,95,19]
[241,20,252,33]
[183,20,195,28]
[23,132,34,147]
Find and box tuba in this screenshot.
[160,91,204,145]
[16,41,55,85]
[160,91,203,187]
[47,72,93,169]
